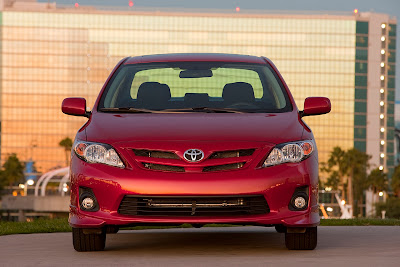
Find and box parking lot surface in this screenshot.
[1,226,399,266]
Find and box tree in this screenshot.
[344,148,370,217]
[0,154,25,187]
[320,147,346,192]
[376,198,400,219]
[59,137,73,167]
[321,147,371,217]
[367,168,388,193]
[324,170,340,190]
[321,147,349,203]
[391,165,400,197]
[0,170,5,194]
[366,168,388,217]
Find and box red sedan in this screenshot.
[62,53,330,251]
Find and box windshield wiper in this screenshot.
[162,107,246,113]
[99,107,247,114]
[99,107,158,113]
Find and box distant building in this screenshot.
[395,101,400,166]
[0,0,397,175]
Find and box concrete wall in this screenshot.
[1,195,69,212]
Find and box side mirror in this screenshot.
[62,98,91,118]
[301,97,331,117]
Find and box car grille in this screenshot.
[118,195,269,217]
[142,163,185,172]
[133,149,180,159]
[132,148,256,173]
[209,149,255,159]
[203,162,245,172]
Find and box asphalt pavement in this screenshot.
[0,226,399,266]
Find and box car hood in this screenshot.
[85,111,305,145]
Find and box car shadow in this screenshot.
[103,226,352,256]
[105,227,289,255]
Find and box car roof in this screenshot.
[124,53,267,65]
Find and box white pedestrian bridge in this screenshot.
[34,167,70,197]
[1,167,70,219]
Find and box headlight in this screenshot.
[263,140,314,167]
[73,141,125,168]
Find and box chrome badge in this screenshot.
[183,149,204,162]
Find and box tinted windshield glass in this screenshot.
[99,62,292,113]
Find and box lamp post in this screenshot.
[19,179,35,196]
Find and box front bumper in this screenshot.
[69,154,319,228]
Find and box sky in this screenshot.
[40,0,400,99]
[44,0,400,16]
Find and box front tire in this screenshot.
[106,226,120,234]
[72,228,106,252]
[285,227,317,250]
[275,225,286,233]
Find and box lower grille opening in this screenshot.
[118,195,269,217]
[203,162,245,172]
[142,163,185,172]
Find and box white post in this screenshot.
[381,210,386,219]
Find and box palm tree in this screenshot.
[322,147,371,217]
[344,148,370,216]
[324,147,348,202]
[59,137,73,167]
[367,168,388,194]
[391,165,400,197]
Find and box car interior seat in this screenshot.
[136,82,171,109]
[222,82,255,106]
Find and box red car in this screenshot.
[62,53,330,251]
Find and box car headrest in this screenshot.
[136,82,171,108]
[222,82,255,105]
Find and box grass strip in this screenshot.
[1,218,399,236]
[0,218,71,236]
[320,218,400,226]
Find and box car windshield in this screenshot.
[99,62,292,113]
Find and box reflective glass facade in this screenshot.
[354,21,368,153]
[386,24,397,175]
[0,5,396,173]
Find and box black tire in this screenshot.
[106,226,120,234]
[275,225,287,233]
[285,227,317,250]
[72,228,106,252]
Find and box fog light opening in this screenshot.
[294,196,306,209]
[82,197,95,210]
[289,186,309,211]
[79,187,99,212]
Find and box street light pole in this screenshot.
[19,179,35,196]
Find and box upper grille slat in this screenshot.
[133,149,179,159]
[209,149,255,159]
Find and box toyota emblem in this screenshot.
[183,149,204,162]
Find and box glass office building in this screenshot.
[0,0,397,175]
